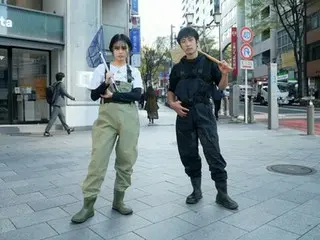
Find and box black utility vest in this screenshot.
[174,56,212,106]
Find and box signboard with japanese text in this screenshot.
[240,60,254,70]
[130,23,141,54]
[131,0,138,15]
[231,27,238,77]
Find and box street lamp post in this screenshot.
[214,12,222,61]
[185,12,194,26]
[184,12,221,54]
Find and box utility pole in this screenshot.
[170,24,174,49]
[303,0,308,96]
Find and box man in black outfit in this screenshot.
[167,27,238,210]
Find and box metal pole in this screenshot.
[303,0,308,97]
[219,24,222,61]
[244,69,248,124]
[225,96,230,116]
[248,96,254,123]
[170,24,174,49]
[268,63,279,129]
[307,99,315,135]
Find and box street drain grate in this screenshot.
[267,164,316,176]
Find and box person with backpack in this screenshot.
[71,34,143,224]
[44,72,75,137]
[167,27,238,210]
[212,85,225,121]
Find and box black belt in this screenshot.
[180,97,210,108]
[100,99,134,104]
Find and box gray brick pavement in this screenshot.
[0,104,320,239]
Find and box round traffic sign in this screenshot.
[240,26,254,43]
[240,43,253,60]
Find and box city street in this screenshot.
[239,103,320,116]
[238,103,320,135]
[0,104,320,240]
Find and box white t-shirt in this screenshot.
[87,63,143,93]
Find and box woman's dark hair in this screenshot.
[55,72,65,81]
[176,27,199,44]
[109,34,132,52]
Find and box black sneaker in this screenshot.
[43,132,51,137]
[67,128,75,135]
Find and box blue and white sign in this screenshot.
[131,54,141,67]
[240,43,253,60]
[130,28,140,54]
[131,0,138,15]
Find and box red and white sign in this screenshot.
[240,26,254,43]
[231,27,238,77]
[240,43,253,60]
[240,60,254,70]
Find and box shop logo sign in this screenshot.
[0,16,13,28]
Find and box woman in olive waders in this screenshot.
[71,34,143,223]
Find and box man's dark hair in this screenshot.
[109,34,132,52]
[176,27,199,44]
[56,72,65,81]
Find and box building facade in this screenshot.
[251,5,278,82]
[220,0,245,82]
[0,0,131,128]
[306,0,320,94]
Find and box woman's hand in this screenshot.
[105,72,114,85]
[100,89,113,99]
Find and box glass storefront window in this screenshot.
[12,48,49,123]
[0,48,8,123]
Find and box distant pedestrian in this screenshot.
[212,85,224,121]
[145,85,159,125]
[44,72,75,137]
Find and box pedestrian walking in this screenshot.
[145,85,159,125]
[44,72,75,137]
[212,85,225,121]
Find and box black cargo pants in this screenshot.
[176,102,227,182]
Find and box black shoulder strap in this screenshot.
[126,64,134,83]
[197,55,206,75]
[179,62,185,79]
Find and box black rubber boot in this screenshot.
[215,181,238,210]
[186,177,203,204]
[71,196,96,224]
[112,190,133,215]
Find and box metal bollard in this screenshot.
[248,96,254,123]
[307,101,315,135]
[223,97,229,116]
[220,99,225,115]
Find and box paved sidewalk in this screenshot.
[0,104,320,240]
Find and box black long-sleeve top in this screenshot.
[90,82,142,103]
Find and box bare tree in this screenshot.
[240,0,317,97]
[140,37,171,86]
